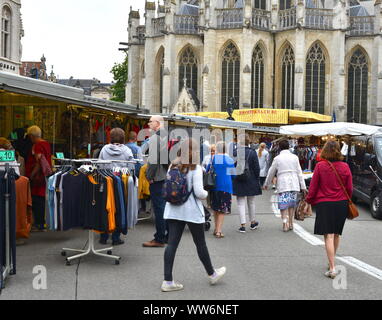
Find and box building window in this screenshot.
[251,45,264,108]
[281,45,295,109]
[254,0,266,10]
[279,0,292,10]
[179,47,198,95]
[1,6,11,59]
[305,43,326,114]
[221,42,240,112]
[347,49,368,124]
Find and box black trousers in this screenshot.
[32,196,46,229]
[164,219,214,281]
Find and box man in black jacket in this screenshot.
[143,115,169,247]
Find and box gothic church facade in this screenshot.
[126,0,382,124]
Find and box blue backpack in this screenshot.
[163,166,192,206]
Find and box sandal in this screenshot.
[215,232,225,238]
[283,223,289,232]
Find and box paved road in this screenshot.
[1,191,382,300]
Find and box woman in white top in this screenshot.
[264,139,307,232]
[257,143,269,187]
[162,139,226,292]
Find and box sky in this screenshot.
[21,0,146,83]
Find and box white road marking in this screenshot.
[269,197,382,281]
[293,224,325,246]
[337,256,382,281]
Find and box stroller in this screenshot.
[203,205,212,231]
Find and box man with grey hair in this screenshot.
[25,125,52,232]
[143,115,169,248]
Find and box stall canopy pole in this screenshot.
[70,107,73,159]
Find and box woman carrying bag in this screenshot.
[306,140,353,279]
[162,139,226,292]
[233,134,262,233]
[263,139,307,232]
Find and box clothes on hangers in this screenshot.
[46,163,138,233]
[0,167,17,276]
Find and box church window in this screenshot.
[251,45,264,108]
[279,0,292,10]
[179,47,198,95]
[221,42,240,112]
[1,6,11,59]
[159,51,165,113]
[305,43,326,114]
[254,0,266,10]
[347,49,368,124]
[281,45,295,109]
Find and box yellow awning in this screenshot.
[289,110,332,123]
[180,109,331,125]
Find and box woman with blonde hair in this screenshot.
[162,139,226,292]
[257,143,269,187]
[306,140,352,279]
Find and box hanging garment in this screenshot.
[0,169,17,275]
[138,164,150,199]
[15,176,32,239]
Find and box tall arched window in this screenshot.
[254,0,266,10]
[179,47,198,95]
[347,49,368,124]
[279,0,292,10]
[281,45,295,109]
[221,42,240,111]
[305,43,326,114]
[1,6,11,58]
[251,45,264,108]
[159,53,164,113]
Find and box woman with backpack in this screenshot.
[161,138,226,292]
[206,141,235,239]
[233,134,262,233]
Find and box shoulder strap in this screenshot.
[325,161,351,201]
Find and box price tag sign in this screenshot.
[0,150,16,162]
[56,152,65,159]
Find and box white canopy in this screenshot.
[279,122,382,136]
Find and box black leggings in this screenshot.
[164,219,215,281]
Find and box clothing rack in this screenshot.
[58,159,136,266]
[0,162,19,292]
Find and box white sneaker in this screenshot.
[209,267,226,285]
[161,281,184,292]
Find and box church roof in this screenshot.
[179,4,199,15]
[186,88,200,109]
[349,4,370,16]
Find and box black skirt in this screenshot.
[314,200,348,236]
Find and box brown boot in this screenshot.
[142,239,165,248]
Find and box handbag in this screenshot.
[326,161,359,220]
[203,159,216,191]
[295,198,307,221]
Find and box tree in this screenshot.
[110,54,128,103]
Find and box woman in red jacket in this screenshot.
[306,140,353,279]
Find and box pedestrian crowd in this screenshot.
[0,117,353,291]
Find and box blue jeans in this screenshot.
[150,181,168,244]
[100,231,121,243]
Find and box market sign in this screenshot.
[0,150,15,162]
[56,152,65,159]
[233,109,289,124]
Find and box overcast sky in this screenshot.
[21,0,146,83]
